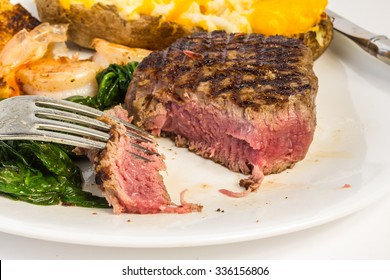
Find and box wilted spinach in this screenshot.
[0,141,109,208]
[66,61,138,110]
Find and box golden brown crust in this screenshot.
[0,0,41,51]
[35,0,333,59]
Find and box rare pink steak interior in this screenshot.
[78,107,202,214]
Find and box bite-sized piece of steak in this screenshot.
[77,106,202,214]
[125,31,318,197]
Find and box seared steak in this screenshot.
[125,31,318,197]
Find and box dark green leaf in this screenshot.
[66,61,139,111]
[65,95,99,109]
[0,140,110,208]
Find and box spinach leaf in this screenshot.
[0,141,109,208]
[66,61,138,110]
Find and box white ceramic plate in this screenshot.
[1,1,390,248]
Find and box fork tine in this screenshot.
[35,116,160,156]
[35,109,111,137]
[35,117,110,142]
[35,107,153,144]
[1,131,153,162]
[0,131,106,149]
[35,108,160,156]
[33,96,152,140]
[0,96,158,161]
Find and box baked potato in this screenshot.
[35,0,333,60]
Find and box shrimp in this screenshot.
[92,38,152,69]
[0,23,152,99]
[15,38,152,99]
[0,23,67,72]
[0,23,67,98]
[16,57,100,99]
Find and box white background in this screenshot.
[1,0,390,260]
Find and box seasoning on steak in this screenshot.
[125,31,318,197]
[77,106,202,214]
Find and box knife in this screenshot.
[326,9,390,65]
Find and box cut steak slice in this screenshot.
[77,106,202,214]
[125,31,318,196]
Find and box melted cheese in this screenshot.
[59,0,327,35]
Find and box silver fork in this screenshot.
[0,95,157,161]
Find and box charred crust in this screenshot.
[95,169,110,185]
[0,3,41,50]
[1,4,40,31]
[132,31,317,112]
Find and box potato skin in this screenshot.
[293,14,334,60]
[35,0,332,59]
[35,0,203,50]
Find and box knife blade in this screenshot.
[326,9,390,65]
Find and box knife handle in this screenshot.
[368,36,390,65]
[326,9,390,66]
[348,34,390,65]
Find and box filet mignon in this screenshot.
[125,31,318,197]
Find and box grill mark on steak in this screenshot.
[126,31,318,197]
[148,33,313,109]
